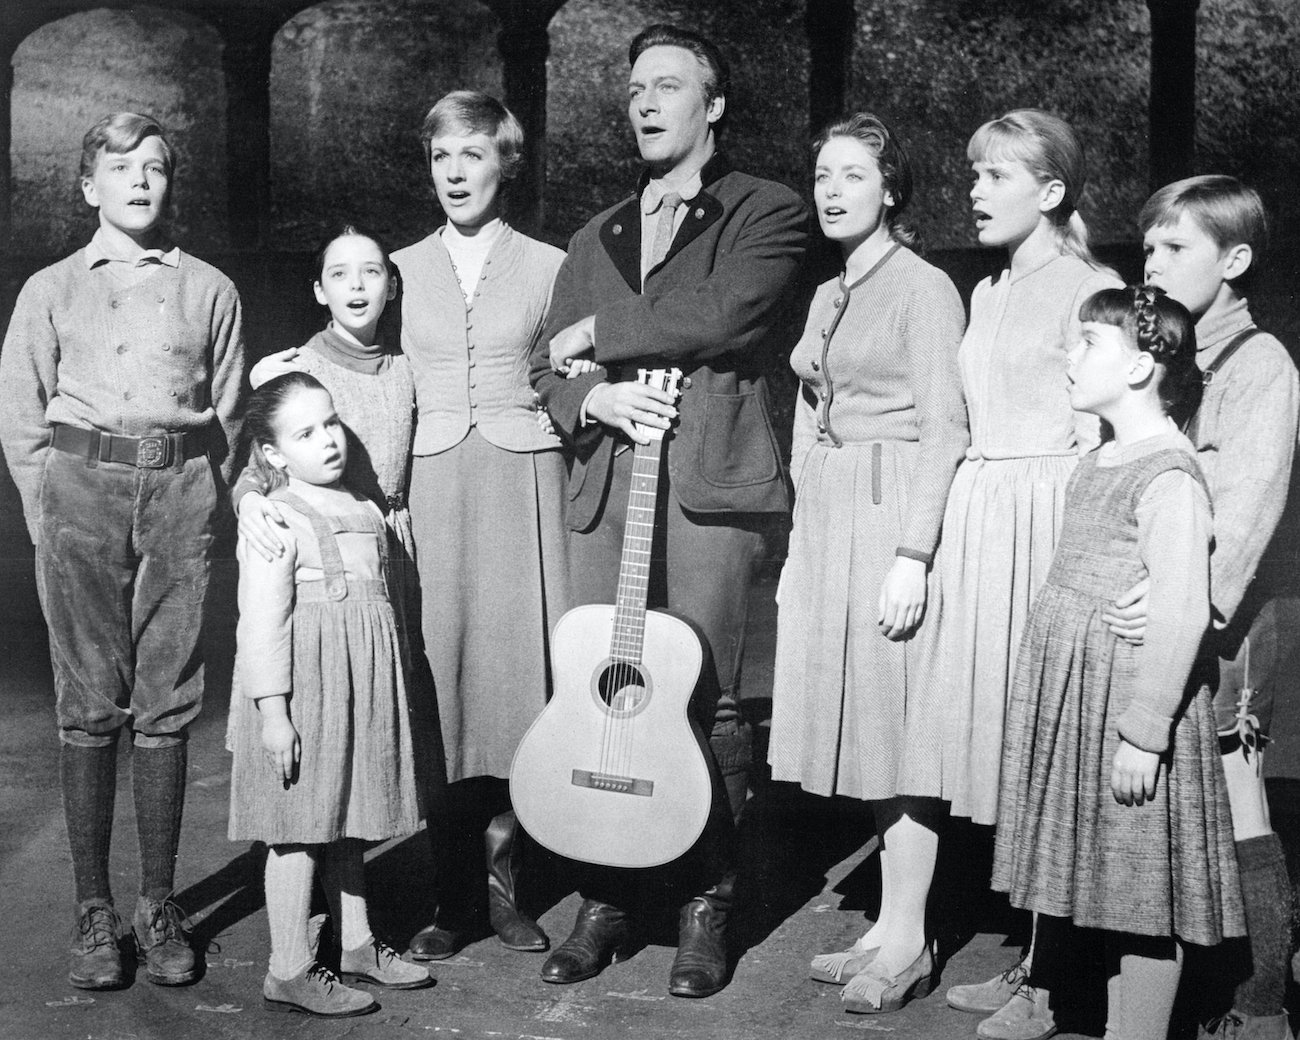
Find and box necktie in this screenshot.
[648,191,683,272]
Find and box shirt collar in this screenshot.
[641,171,703,216]
[84,228,180,270]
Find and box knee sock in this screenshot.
[133,742,187,901]
[1108,934,1182,1040]
[321,840,372,951]
[1233,832,1292,1016]
[265,845,317,979]
[61,742,119,904]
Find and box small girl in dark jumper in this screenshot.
[991,286,1245,1040]
[228,373,429,1017]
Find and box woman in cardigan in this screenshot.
[244,91,566,958]
[767,113,968,1015]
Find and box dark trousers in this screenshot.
[565,447,766,908]
[35,449,217,748]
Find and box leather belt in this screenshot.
[50,423,206,469]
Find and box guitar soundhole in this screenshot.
[596,663,649,715]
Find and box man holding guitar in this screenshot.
[527,23,808,998]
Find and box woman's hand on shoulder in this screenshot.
[256,696,300,783]
[1111,738,1159,806]
[877,556,928,642]
[239,491,290,562]
[250,347,303,389]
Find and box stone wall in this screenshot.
[10,7,229,255]
[269,0,503,252]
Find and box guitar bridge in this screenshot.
[571,770,654,797]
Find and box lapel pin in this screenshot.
[612,224,623,234]
[694,208,704,219]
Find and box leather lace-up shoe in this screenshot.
[69,900,126,990]
[540,899,630,984]
[133,896,198,985]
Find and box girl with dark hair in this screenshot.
[229,373,429,1017]
[767,113,969,1014]
[992,286,1243,1040]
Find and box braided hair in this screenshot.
[1079,284,1202,426]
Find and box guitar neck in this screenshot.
[611,437,664,665]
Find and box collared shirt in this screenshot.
[639,171,703,284]
[84,228,181,288]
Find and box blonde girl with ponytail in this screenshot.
[897,109,1122,1040]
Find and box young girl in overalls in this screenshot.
[993,286,1244,1040]
[228,372,429,1017]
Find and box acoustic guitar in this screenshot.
[510,368,713,868]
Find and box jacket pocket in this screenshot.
[698,391,781,488]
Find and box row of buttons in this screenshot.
[109,295,167,308]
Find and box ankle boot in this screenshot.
[485,810,548,952]
[668,873,734,998]
[540,899,629,984]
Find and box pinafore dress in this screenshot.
[992,449,1244,945]
[228,490,422,845]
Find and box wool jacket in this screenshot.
[530,154,810,530]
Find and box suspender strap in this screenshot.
[1183,329,1261,441]
[275,490,350,601]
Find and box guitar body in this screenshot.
[510,603,711,868]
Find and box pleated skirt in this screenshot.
[897,453,1074,822]
[228,586,423,844]
[991,583,1245,945]
[768,439,934,799]
[409,429,568,782]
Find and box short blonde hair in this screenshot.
[419,91,524,181]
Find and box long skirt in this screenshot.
[897,453,1074,822]
[409,430,568,782]
[768,439,935,800]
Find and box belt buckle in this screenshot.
[136,436,169,468]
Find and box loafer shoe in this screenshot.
[69,900,126,990]
[843,945,935,1014]
[340,937,432,989]
[810,938,880,985]
[263,964,377,1017]
[133,895,198,986]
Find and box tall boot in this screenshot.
[409,811,487,961]
[668,871,734,998]
[485,810,548,952]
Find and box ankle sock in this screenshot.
[133,742,187,901]
[61,742,119,904]
[1233,832,1292,1016]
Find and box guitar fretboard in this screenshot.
[610,438,663,665]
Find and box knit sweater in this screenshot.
[1187,298,1299,622]
[789,244,969,560]
[0,246,245,540]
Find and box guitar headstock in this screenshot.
[635,368,683,442]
